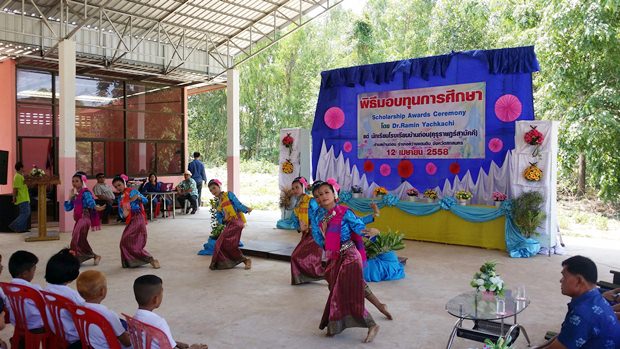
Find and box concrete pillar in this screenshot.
[226,69,240,193]
[58,39,76,233]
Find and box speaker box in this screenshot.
[0,150,8,185]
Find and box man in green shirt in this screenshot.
[8,162,31,232]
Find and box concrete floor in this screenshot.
[1,209,618,349]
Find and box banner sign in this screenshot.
[357,82,486,159]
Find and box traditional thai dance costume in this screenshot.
[311,204,376,335]
[291,196,376,285]
[118,188,154,268]
[64,188,100,263]
[290,195,324,284]
[209,191,250,270]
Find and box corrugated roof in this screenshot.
[0,0,343,86]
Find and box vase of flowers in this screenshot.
[406,188,419,201]
[282,133,295,156]
[492,191,507,208]
[30,165,45,177]
[455,190,472,205]
[423,189,438,203]
[351,185,363,199]
[471,260,505,298]
[373,186,387,200]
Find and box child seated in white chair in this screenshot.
[76,270,131,348]
[132,275,207,349]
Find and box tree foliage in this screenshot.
[189,0,620,203]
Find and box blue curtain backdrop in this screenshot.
[312,46,539,191]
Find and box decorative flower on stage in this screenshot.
[373,186,388,197]
[470,261,505,297]
[351,185,363,194]
[423,189,438,200]
[406,188,419,197]
[440,197,456,209]
[383,194,399,207]
[524,125,544,145]
[455,190,473,201]
[524,162,542,181]
[281,159,294,174]
[492,191,507,202]
[282,133,294,155]
[30,165,45,177]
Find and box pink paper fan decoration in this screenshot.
[324,107,345,129]
[488,138,504,153]
[343,141,353,153]
[425,162,437,175]
[379,164,391,176]
[494,94,522,122]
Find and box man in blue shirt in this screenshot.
[188,152,207,207]
[541,255,620,349]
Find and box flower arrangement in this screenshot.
[523,162,542,181]
[351,185,363,193]
[209,198,225,239]
[373,186,388,197]
[524,125,544,145]
[470,261,505,297]
[492,191,507,201]
[282,133,295,155]
[281,159,294,174]
[406,188,419,197]
[30,165,45,177]
[455,190,472,200]
[423,189,438,200]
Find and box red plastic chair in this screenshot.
[122,313,174,349]
[0,282,51,349]
[71,304,122,349]
[40,290,75,349]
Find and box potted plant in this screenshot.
[362,230,406,282]
[470,260,505,299]
[373,186,388,199]
[455,190,473,205]
[492,191,507,208]
[351,185,363,199]
[483,336,513,349]
[511,191,546,238]
[423,189,438,203]
[406,187,419,202]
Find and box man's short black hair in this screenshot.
[15,162,24,171]
[8,250,38,278]
[193,152,200,158]
[45,249,80,285]
[133,274,163,306]
[95,173,105,178]
[562,255,598,284]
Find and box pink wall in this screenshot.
[0,60,16,194]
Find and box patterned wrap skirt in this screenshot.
[319,242,376,335]
[120,213,153,268]
[290,230,324,284]
[70,209,96,263]
[209,218,248,270]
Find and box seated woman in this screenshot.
[140,173,171,218]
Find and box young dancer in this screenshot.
[64,174,103,265]
[207,179,252,270]
[310,180,380,343]
[289,176,323,284]
[112,175,160,269]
